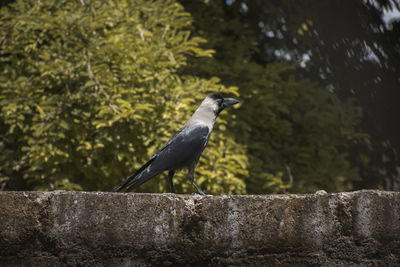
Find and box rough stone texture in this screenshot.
[0,190,399,266]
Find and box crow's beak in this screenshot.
[222,98,240,108]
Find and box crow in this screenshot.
[111,94,239,195]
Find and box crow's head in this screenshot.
[204,94,240,115]
[186,94,240,130]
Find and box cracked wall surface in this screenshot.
[0,190,399,266]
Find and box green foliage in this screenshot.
[0,0,246,194]
[1,0,367,194]
[180,0,364,193]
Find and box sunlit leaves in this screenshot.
[0,0,247,194]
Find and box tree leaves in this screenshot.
[0,0,247,194]
[1,0,366,194]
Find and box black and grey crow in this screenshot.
[111,94,239,195]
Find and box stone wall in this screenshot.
[0,190,399,266]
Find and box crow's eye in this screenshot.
[217,99,223,105]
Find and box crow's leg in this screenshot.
[191,181,205,195]
[168,170,177,193]
[188,166,205,195]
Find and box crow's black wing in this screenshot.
[111,125,209,192]
[151,124,210,171]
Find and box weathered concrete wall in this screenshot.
[0,190,399,266]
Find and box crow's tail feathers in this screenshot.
[125,174,154,192]
[111,157,156,192]
[110,179,133,192]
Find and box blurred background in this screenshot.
[0,0,399,194]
